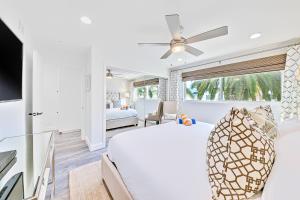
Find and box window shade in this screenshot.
[133,78,159,87]
[182,54,287,81]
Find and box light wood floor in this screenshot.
[48,131,106,200]
[48,124,143,200]
[48,121,153,199]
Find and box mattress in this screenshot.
[106,108,137,121]
[108,122,263,200]
[107,121,215,200]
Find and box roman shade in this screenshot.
[182,54,287,81]
[133,78,159,87]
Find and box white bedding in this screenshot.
[106,108,137,121]
[108,121,215,200]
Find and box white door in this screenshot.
[32,50,56,182]
[32,50,59,133]
[32,50,42,133]
[58,66,82,132]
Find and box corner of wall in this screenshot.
[85,136,105,151]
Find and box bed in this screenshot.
[102,121,263,200]
[106,91,138,130]
[106,108,138,130]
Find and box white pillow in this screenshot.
[261,131,300,200]
[277,119,300,137]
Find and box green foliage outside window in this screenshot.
[148,85,158,99]
[185,71,281,101]
[135,85,158,99]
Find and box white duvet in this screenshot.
[108,121,215,200]
[106,108,137,121]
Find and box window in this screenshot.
[134,85,158,100]
[184,71,281,101]
[147,85,158,99]
[136,87,146,98]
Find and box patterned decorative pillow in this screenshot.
[243,105,278,139]
[207,108,276,200]
[112,100,121,108]
[207,111,232,198]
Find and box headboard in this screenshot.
[106,91,120,102]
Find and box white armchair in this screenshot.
[163,101,177,120]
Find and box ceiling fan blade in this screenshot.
[160,49,172,59]
[186,26,228,44]
[165,14,182,40]
[185,45,204,56]
[138,43,170,46]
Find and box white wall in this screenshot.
[181,101,281,124]
[84,46,106,151]
[0,1,33,138]
[35,45,88,133]
[106,78,129,93]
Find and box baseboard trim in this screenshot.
[85,136,106,151]
[60,129,81,134]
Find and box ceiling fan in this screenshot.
[138,14,228,59]
[106,69,123,79]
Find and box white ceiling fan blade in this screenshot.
[138,43,170,46]
[165,14,182,40]
[186,26,228,44]
[160,49,172,59]
[185,45,204,56]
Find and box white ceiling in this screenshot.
[6,0,300,76]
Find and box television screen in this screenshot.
[0,18,23,101]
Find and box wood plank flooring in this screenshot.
[47,131,106,200]
[48,123,143,200]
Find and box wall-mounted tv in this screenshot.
[0,18,23,102]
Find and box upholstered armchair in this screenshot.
[144,101,164,127]
[163,101,177,120]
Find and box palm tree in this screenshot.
[185,87,195,99]
[137,87,145,98]
[186,72,281,101]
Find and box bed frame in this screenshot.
[102,153,133,200]
[106,117,139,130]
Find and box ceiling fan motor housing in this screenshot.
[171,39,186,53]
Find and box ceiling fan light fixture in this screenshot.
[106,69,113,79]
[172,43,185,53]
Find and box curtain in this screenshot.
[281,45,300,120]
[158,78,167,101]
[169,70,183,114]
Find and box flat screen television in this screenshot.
[0,18,23,102]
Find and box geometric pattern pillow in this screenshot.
[244,105,278,140]
[112,100,121,108]
[207,111,233,199]
[207,108,276,200]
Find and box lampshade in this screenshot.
[124,92,130,98]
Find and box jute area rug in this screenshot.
[69,161,112,200]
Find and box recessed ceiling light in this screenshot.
[250,33,261,39]
[80,16,92,24]
[177,58,183,62]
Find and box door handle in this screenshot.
[28,112,43,116]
